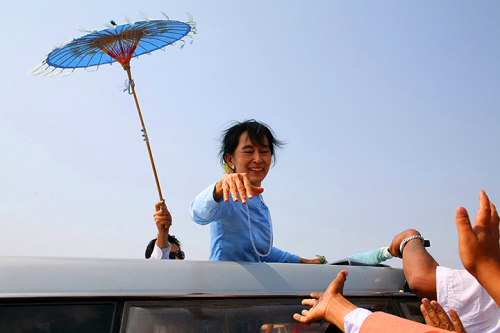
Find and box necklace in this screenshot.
[246,195,273,258]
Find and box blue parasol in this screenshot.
[30,13,196,203]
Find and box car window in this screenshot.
[122,297,399,333]
[0,303,116,333]
[393,298,425,323]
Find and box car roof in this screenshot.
[0,257,406,299]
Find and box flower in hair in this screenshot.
[222,162,234,175]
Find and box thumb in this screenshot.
[326,270,348,295]
[251,186,265,195]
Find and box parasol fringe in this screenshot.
[47,70,64,78]
[139,11,151,22]
[186,12,196,33]
[60,71,74,77]
[104,23,115,29]
[27,63,46,75]
[124,15,133,24]
[39,66,58,77]
[78,27,95,33]
[161,11,169,21]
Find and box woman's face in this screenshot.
[225,131,272,187]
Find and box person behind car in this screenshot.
[145,236,184,260]
[145,201,185,260]
[293,190,499,333]
[190,119,322,264]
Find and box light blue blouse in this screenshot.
[190,183,300,263]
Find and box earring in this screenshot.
[231,165,234,169]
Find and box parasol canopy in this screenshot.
[29,13,196,203]
[30,13,195,76]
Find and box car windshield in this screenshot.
[122,298,398,333]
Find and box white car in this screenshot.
[0,257,423,332]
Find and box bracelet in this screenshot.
[399,235,424,256]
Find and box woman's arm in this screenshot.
[190,183,226,225]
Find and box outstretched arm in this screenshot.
[389,229,439,300]
[455,190,500,305]
[293,270,357,331]
[294,271,455,333]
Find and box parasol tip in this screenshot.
[110,20,117,26]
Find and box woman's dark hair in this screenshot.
[219,119,285,165]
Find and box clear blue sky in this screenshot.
[1,1,499,269]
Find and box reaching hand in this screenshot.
[154,201,172,234]
[299,257,327,264]
[420,299,466,332]
[293,270,357,331]
[214,173,264,204]
[455,190,500,278]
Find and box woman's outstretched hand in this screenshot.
[213,173,264,204]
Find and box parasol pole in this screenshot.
[121,61,164,203]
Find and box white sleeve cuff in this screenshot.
[150,242,171,259]
[343,308,372,333]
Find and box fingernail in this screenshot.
[456,207,467,217]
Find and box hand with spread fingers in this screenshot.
[213,173,264,204]
[455,190,500,305]
[154,201,172,249]
[293,270,357,331]
[421,298,466,333]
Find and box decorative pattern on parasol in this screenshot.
[30,13,196,203]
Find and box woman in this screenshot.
[190,120,321,263]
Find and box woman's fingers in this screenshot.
[235,176,248,204]
[221,173,264,204]
[242,176,254,199]
[221,179,231,202]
